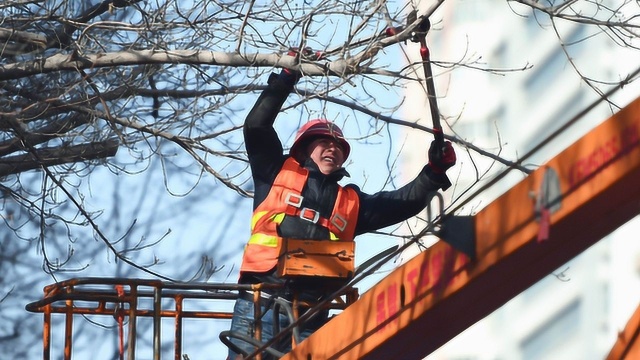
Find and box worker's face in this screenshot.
[307,137,345,175]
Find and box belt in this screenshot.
[238,290,285,305]
[240,290,329,309]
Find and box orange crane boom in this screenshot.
[282,96,640,359]
[607,302,640,360]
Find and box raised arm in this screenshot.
[244,73,296,161]
[243,70,299,207]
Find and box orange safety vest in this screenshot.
[240,157,360,274]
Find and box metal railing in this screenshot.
[25,277,357,360]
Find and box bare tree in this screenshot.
[1,0,637,267]
[0,0,639,357]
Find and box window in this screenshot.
[520,299,581,360]
[522,89,585,152]
[524,25,587,97]
[524,48,566,96]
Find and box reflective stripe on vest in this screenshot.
[240,157,360,273]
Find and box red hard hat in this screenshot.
[290,119,351,161]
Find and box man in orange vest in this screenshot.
[226,50,456,359]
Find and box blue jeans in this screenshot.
[226,296,328,359]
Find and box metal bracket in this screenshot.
[425,193,476,260]
[407,11,431,43]
[439,215,476,261]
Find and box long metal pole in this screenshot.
[154,286,162,360]
[415,17,445,155]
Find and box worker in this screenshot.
[225,50,457,359]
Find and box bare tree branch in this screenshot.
[0,139,118,176]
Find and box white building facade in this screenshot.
[400,1,640,359]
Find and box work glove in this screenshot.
[428,140,456,174]
[278,47,324,83]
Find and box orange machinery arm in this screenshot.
[282,96,640,360]
[606,302,640,360]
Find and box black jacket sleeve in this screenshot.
[352,165,450,235]
[244,74,295,208]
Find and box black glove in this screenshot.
[269,47,325,86]
[428,140,456,174]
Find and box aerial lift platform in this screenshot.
[26,95,640,359]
